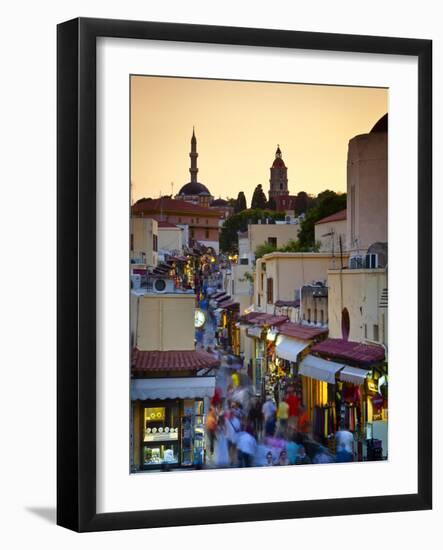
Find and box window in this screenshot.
[320,310,324,325]
[268,237,277,247]
[307,308,311,323]
[373,324,379,341]
[240,258,248,265]
[178,217,182,223]
[190,229,194,239]
[364,324,368,338]
[130,233,134,251]
[267,278,274,304]
[258,294,261,308]
[206,219,209,225]
[261,273,265,291]
[314,308,317,324]
[205,229,209,239]
[152,234,158,252]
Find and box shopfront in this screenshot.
[131,376,215,470]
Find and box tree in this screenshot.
[234,191,247,213]
[297,190,347,248]
[219,208,285,253]
[266,197,276,211]
[251,184,268,209]
[255,241,278,259]
[293,191,308,215]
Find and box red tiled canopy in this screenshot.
[239,312,288,327]
[132,349,220,373]
[219,300,240,310]
[279,322,328,341]
[311,338,385,365]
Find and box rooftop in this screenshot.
[279,322,328,341]
[239,312,288,327]
[315,209,347,225]
[311,338,385,366]
[132,349,220,374]
[132,197,219,216]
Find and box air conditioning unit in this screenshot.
[365,253,378,269]
[349,255,364,269]
[152,278,175,293]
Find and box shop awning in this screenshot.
[275,335,309,363]
[339,365,370,385]
[131,376,216,400]
[247,326,263,338]
[298,355,343,384]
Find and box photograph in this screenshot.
[129,75,389,472]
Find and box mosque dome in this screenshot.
[178,181,211,196]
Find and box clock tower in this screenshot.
[269,146,289,201]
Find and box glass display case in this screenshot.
[142,402,180,468]
[181,399,205,466]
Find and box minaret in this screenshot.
[189,127,198,183]
[269,145,289,200]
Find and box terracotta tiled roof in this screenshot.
[279,322,328,341]
[219,300,239,310]
[132,349,220,373]
[315,209,347,225]
[240,312,288,327]
[311,338,385,365]
[132,197,219,216]
[157,220,179,228]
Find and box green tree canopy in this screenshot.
[266,196,277,211]
[219,208,285,253]
[234,191,247,213]
[251,184,268,209]
[297,190,347,248]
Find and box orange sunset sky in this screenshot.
[131,76,387,204]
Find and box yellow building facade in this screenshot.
[131,293,195,351]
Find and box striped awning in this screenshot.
[131,376,216,400]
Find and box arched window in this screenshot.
[341,308,350,341]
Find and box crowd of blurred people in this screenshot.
[206,378,355,469]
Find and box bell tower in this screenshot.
[269,145,289,200]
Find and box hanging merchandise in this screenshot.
[313,403,337,440]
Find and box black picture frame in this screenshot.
[57,17,432,532]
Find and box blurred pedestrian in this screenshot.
[205,406,217,455]
[297,405,311,435]
[335,429,354,462]
[236,426,257,467]
[264,451,274,466]
[262,395,277,436]
[278,449,289,466]
[276,398,289,436]
[225,408,241,466]
[214,417,230,468]
[285,386,300,431]
[286,436,300,465]
[295,445,312,465]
